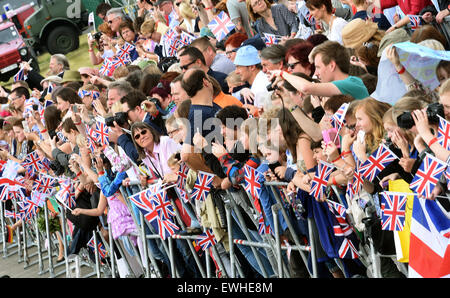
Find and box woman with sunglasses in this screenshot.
[131,122,181,183]
[284,41,315,76]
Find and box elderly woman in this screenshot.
[246,0,299,38]
[131,122,181,182]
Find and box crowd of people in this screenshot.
[0,0,449,278]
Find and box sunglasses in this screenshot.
[134,129,148,140]
[225,48,238,56]
[286,61,301,69]
[180,60,196,70]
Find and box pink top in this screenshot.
[142,136,181,179]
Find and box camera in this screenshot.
[32,104,39,111]
[105,112,128,127]
[396,102,444,129]
[266,78,277,92]
[93,32,102,43]
[49,160,65,176]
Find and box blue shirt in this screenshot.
[352,11,391,31]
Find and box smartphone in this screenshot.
[72,105,78,113]
[322,128,340,148]
[357,130,365,144]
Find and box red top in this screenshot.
[379,0,432,15]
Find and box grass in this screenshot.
[1,33,94,89]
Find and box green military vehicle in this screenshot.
[23,0,90,54]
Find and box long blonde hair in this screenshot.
[354,97,391,153]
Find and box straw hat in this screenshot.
[40,75,62,86]
[342,19,379,49]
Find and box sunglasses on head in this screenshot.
[134,129,148,140]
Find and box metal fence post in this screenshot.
[43,200,54,277]
[272,204,283,278]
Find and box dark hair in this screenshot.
[216,105,248,128]
[160,71,181,83]
[96,2,112,16]
[283,72,318,92]
[306,0,333,13]
[285,41,315,76]
[126,70,144,89]
[307,34,328,47]
[120,90,147,110]
[323,94,354,113]
[359,73,377,95]
[181,69,208,97]
[11,87,30,100]
[260,44,286,64]
[140,73,162,96]
[65,81,83,92]
[61,117,78,134]
[310,41,350,74]
[44,105,62,132]
[176,99,191,119]
[310,140,322,150]
[410,25,447,48]
[180,46,206,66]
[118,20,135,38]
[131,122,162,160]
[54,87,83,104]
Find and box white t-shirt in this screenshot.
[251,71,272,108]
[326,17,348,45]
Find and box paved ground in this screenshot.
[0,238,97,278]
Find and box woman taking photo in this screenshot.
[246,0,299,38]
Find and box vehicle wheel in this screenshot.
[46,26,79,55]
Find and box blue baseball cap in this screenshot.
[234,45,261,66]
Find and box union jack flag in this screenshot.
[129,189,159,223]
[99,57,115,77]
[258,214,272,235]
[85,124,98,153]
[87,235,108,258]
[13,68,26,82]
[338,238,360,259]
[31,191,46,207]
[327,199,352,237]
[409,153,447,199]
[330,103,349,132]
[5,210,23,220]
[19,197,40,221]
[352,168,364,195]
[78,90,100,100]
[380,191,408,231]
[191,171,215,202]
[111,54,131,69]
[243,164,263,214]
[157,218,180,240]
[408,15,422,31]
[179,32,196,46]
[309,161,334,201]
[0,178,25,201]
[150,191,176,221]
[176,162,190,190]
[437,115,450,151]
[207,11,235,42]
[116,42,135,59]
[129,189,179,240]
[94,121,109,146]
[21,151,46,176]
[33,174,57,195]
[304,11,315,25]
[263,33,279,47]
[196,229,217,251]
[163,27,179,44]
[165,37,182,57]
[358,144,398,181]
[55,179,76,209]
